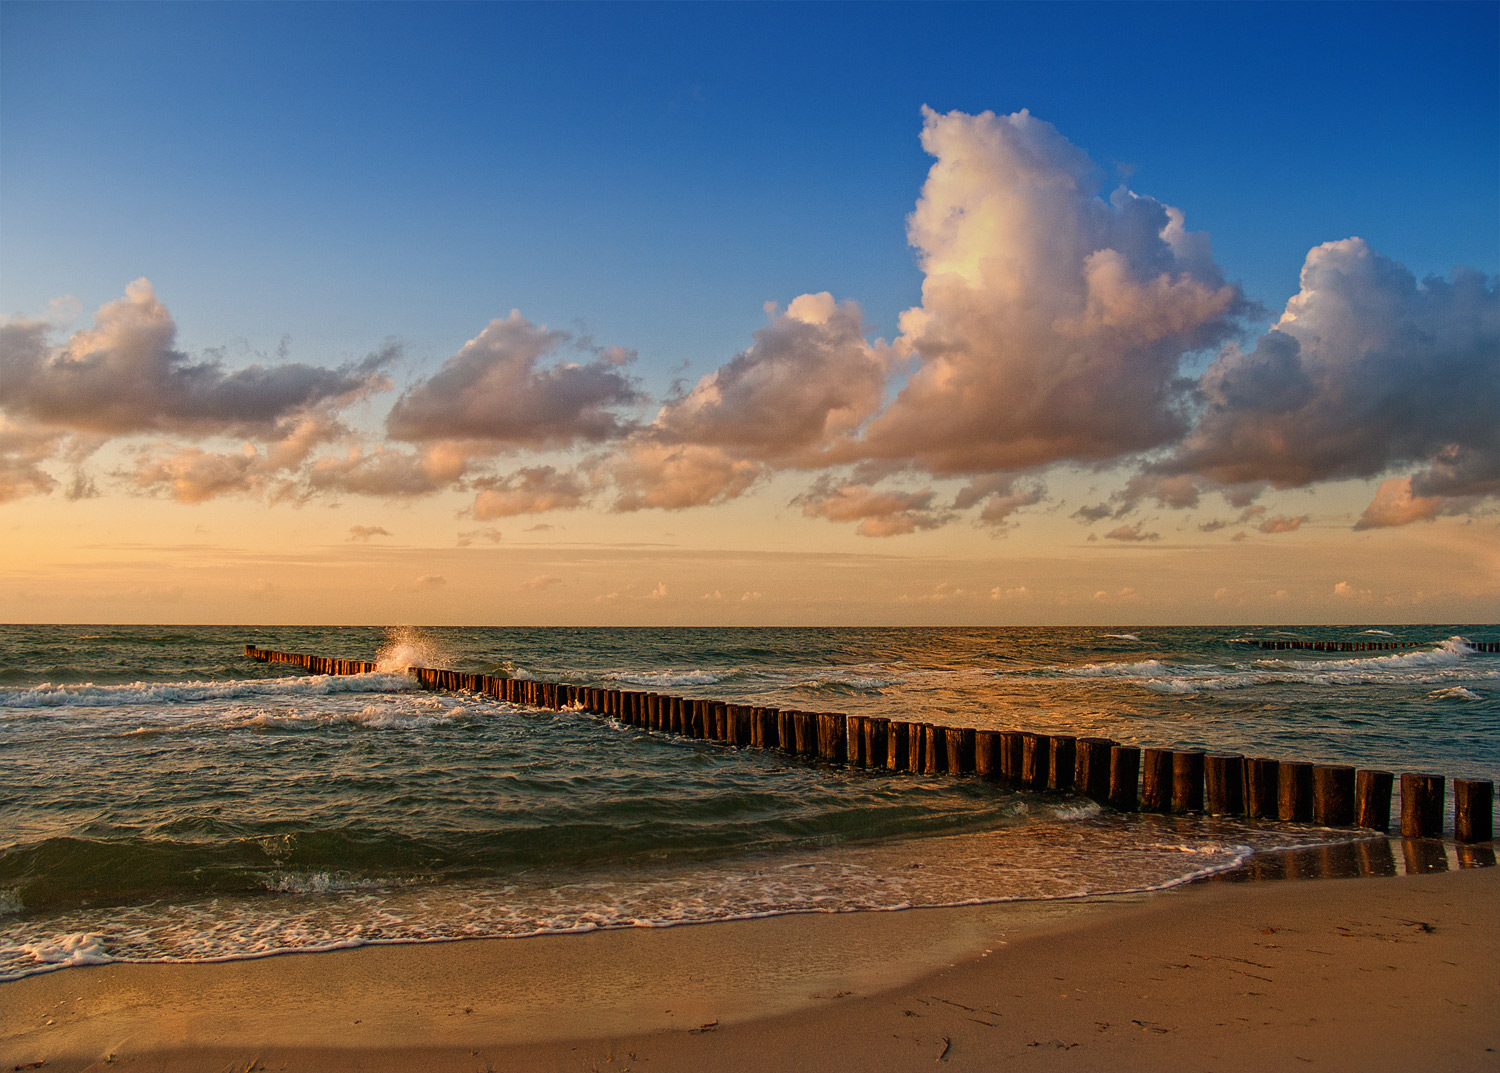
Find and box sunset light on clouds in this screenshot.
[2,2,1496,625]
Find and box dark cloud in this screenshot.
[387,311,641,449]
[0,280,392,437]
[1161,241,1498,515]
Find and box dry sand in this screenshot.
[3,863,1495,1073]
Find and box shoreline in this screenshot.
[3,859,1495,1073]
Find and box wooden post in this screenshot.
[923,724,946,774]
[1109,745,1140,812]
[887,720,910,771]
[1244,758,1279,819]
[1021,732,1050,791]
[1172,750,1205,813]
[1205,754,1245,816]
[908,723,926,773]
[975,730,1001,781]
[1047,735,1076,793]
[1141,749,1172,812]
[865,717,888,768]
[1355,770,1394,832]
[846,716,866,766]
[1278,760,1313,822]
[1313,765,1356,826]
[1400,773,1444,838]
[1000,731,1025,788]
[817,713,847,763]
[1075,737,1115,801]
[1455,779,1494,843]
[945,727,976,775]
[778,709,796,753]
[793,711,818,757]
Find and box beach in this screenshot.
[3,862,1495,1073]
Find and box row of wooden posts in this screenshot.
[1244,638,1500,653]
[244,645,1495,845]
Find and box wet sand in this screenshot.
[2,860,1495,1073]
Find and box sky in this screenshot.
[1,1,1496,626]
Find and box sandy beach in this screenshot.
[3,858,1495,1073]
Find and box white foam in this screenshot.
[0,673,411,710]
[19,932,111,968]
[1429,686,1482,701]
[604,669,726,687]
[374,625,450,673]
[1101,633,1141,642]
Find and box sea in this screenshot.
[2,623,1496,982]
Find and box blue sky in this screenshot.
[1,2,1497,625]
[5,1,1494,373]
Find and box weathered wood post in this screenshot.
[975,730,1001,781]
[1400,773,1444,838]
[1075,737,1115,802]
[1048,735,1077,793]
[923,724,946,774]
[818,713,847,763]
[1355,769,1393,831]
[1000,731,1024,788]
[865,717,888,768]
[852,717,876,768]
[1021,732,1051,790]
[1205,754,1245,815]
[1455,779,1494,843]
[1277,760,1313,821]
[1141,748,1173,812]
[1244,758,1279,819]
[793,711,818,758]
[1109,745,1140,812]
[946,727,976,775]
[1312,765,1356,826]
[1172,750,1205,813]
[886,720,910,771]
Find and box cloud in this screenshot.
[794,479,950,537]
[1333,580,1371,600]
[647,582,668,600]
[415,575,447,590]
[452,527,502,546]
[0,279,392,437]
[900,581,967,604]
[1353,476,1463,530]
[1161,239,1498,515]
[307,444,467,498]
[989,585,1029,600]
[1103,522,1160,542]
[953,474,1046,530]
[469,466,589,518]
[739,590,762,602]
[852,107,1245,477]
[1256,513,1309,534]
[524,574,564,590]
[648,293,889,464]
[387,310,641,449]
[347,525,393,541]
[609,443,766,511]
[0,416,64,502]
[1072,502,1113,524]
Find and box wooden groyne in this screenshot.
[244,644,1495,844]
[1243,638,1500,653]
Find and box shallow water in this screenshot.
[1,623,1495,980]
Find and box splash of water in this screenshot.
[374,625,449,672]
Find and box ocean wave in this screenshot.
[1428,686,1482,701]
[603,669,728,687]
[0,673,412,710]
[1100,633,1140,642]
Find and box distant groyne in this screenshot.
[1242,638,1500,653]
[244,644,1495,846]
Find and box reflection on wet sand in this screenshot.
[1208,835,1495,884]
